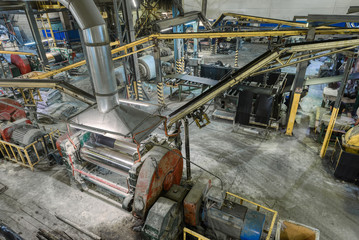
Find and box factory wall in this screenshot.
[184,0,359,20]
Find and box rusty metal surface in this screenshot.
[183,182,207,226]
[133,146,183,219]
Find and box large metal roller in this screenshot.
[94,134,137,155]
[80,144,134,174]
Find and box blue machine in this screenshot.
[204,186,266,240]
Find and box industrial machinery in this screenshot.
[143,183,267,240]
[213,71,295,128]
[0,98,59,168]
[57,131,183,215]
[331,125,359,183]
[3,0,359,238]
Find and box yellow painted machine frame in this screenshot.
[0,129,60,171]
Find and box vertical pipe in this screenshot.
[59,0,119,113]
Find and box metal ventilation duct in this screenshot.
[58,0,161,141]
[58,0,117,113]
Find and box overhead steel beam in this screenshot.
[212,13,308,28]
[347,6,359,14]
[0,78,96,105]
[307,14,359,23]
[154,11,202,31]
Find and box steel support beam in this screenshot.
[201,0,207,17]
[24,2,48,67]
[285,28,315,135]
[320,57,354,158]
[154,38,164,105]
[184,118,191,181]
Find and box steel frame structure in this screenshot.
[168,38,359,126]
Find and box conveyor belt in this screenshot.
[168,37,359,126]
[166,74,219,86]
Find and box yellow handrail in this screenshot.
[226,192,278,240]
[0,129,60,170]
[183,227,210,240]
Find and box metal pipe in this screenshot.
[80,145,134,172]
[58,0,119,113]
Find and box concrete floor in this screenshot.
[1,44,359,239]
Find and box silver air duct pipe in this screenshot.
[61,0,162,142]
[58,0,118,113]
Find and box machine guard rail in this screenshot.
[0,129,60,170]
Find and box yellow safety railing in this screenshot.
[0,129,60,171]
[183,227,210,240]
[225,192,278,240]
[37,1,64,10]
[18,88,43,106]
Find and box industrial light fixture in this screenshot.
[24,38,53,46]
[132,0,137,8]
[160,27,172,32]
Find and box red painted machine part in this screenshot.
[11,54,31,74]
[133,147,183,219]
[0,98,26,122]
[0,98,29,142]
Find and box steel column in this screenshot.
[184,118,191,181]
[173,3,184,65]
[193,21,198,58]
[320,57,354,158]
[285,28,315,135]
[24,2,49,68]
[123,0,143,100]
[201,0,207,17]
[154,38,164,105]
[234,38,240,67]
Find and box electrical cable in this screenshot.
[149,141,224,190]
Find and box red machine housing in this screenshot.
[0,98,27,122]
[11,54,31,74]
[0,98,30,142]
[133,146,183,219]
